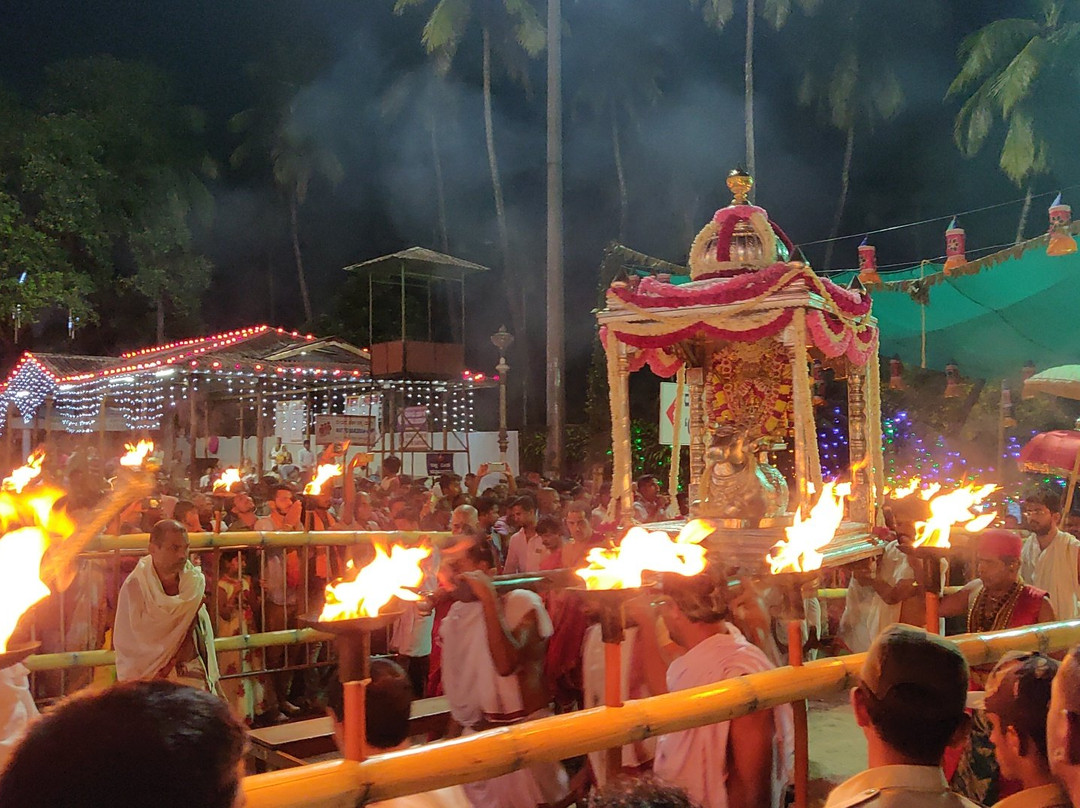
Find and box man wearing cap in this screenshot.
[937,529,1052,803]
[1020,487,1080,621]
[983,652,1068,808]
[939,530,1054,681]
[824,625,976,808]
[1047,645,1080,808]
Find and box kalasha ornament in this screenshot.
[943,217,966,275]
[857,237,881,286]
[944,361,962,398]
[889,355,905,390]
[1022,360,1037,399]
[1047,193,1078,257]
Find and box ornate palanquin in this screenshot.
[596,171,884,571]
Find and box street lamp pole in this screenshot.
[491,326,514,461]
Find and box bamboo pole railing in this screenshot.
[81,530,449,552]
[23,629,333,672]
[242,620,1080,808]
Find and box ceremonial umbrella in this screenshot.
[1023,365,1080,401]
[1018,430,1080,524]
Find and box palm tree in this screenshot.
[394,0,545,351]
[380,65,462,253]
[228,39,339,325]
[568,1,663,243]
[796,5,906,269]
[691,0,820,189]
[948,0,1080,241]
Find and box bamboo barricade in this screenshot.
[22,628,333,672]
[81,530,448,552]
[243,620,1080,808]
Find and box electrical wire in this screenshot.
[795,183,1080,249]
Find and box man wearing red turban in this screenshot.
[939,529,1055,804]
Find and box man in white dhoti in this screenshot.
[439,539,569,808]
[1021,488,1080,621]
[113,520,219,693]
[633,572,794,808]
[0,664,38,772]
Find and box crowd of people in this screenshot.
[3,439,1080,808]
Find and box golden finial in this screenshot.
[727,168,753,205]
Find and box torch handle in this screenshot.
[787,620,808,808]
[343,679,367,762]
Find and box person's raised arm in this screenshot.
[462,572,536,676]
[624,596,671,696]
[468,464,489,498]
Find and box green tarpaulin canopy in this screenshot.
[831,237,1080,379]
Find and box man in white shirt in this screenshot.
[296,439,316,477]
[501,495,544,575]
[1020,487,1080,621]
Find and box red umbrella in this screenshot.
[1019,430,1080,521]
[1019,430,1080,475]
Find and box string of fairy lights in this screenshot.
[1,361,480,435]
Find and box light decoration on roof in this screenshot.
[0,328,484,435]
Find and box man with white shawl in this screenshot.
[631,572,794,808]
[438,539,568,808]
[113,520,219,693]
[1021,487,1080,621]
[0,662,38,771]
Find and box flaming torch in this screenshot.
[0,454,75,670]
[300,540,432,761]
[574,519,714,778]
[908,483,999,634]
[212,468,243,494]
[765,480,851,808]
[304,463,343,497]
[119,440,155,469]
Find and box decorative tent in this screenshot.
[830,221,1080,379]
[596,172,882,570]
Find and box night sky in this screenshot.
[2,0,1069,422]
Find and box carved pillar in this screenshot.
[606,339,634,526]
[847,362,870,524]
[687,366,706,494]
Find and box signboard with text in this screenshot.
[313,414,378,447]
[426,452,455,475]
[658,382,692,446]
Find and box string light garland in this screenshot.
[0,327,487,436]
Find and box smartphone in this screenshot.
[487,461,507,473]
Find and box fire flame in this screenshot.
[575,519,714,591]
[768,481,851,574]
[213,468,242,493]
[304,463,342,495]
[120,440,155,468]
[2,450,45,493]
[319,541,432,620]
[885,477,943,501]
[912,483,999,549]
[0,462,74,651]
